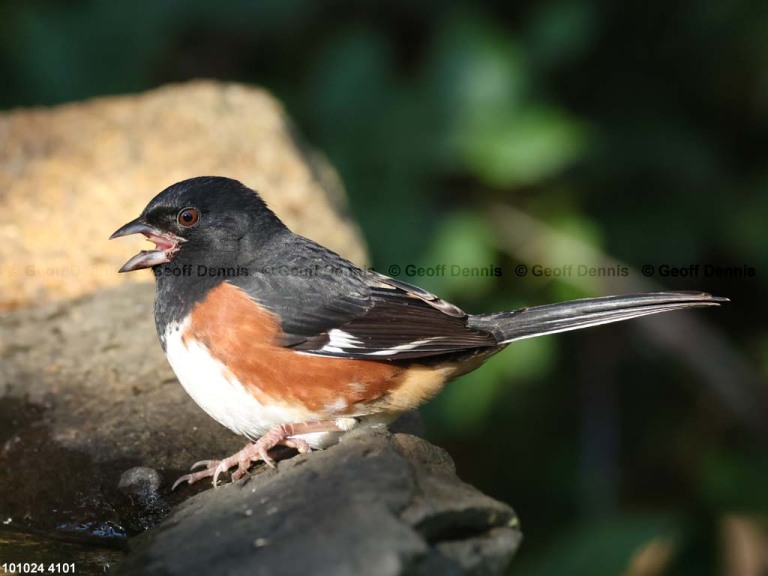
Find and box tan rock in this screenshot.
[0,80,367,309]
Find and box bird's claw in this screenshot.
[172,466,219,491]
[190,459,217,471]
[171,437,311,490]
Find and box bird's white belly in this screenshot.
[163,321,340,447]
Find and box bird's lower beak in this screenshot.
[110,218,186,273]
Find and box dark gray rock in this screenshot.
[118,467,169,532]
[0,283,244,539]
[118,467,162,496]
[116,429,521,576]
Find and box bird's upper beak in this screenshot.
[109,217,186,273]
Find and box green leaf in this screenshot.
[462,106,587,187]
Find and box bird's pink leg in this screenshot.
[171,420,348,490]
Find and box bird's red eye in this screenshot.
[177,207,200,228]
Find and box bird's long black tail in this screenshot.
[469,292,727,345]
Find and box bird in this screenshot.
[110,176,727,489]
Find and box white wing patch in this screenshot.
[321,328,365,353]
[315,331,450,357]
[365,337,446,356]
[313,326,449,357]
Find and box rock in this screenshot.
[0,80,366,309]
[118,467,162,496]
[0,283,238,539]
[115,429,521,576]
[118,468,169,532]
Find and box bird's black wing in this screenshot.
[230,239,498,360]
[288,274,500,359]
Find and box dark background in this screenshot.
[3,1,767,574]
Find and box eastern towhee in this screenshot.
[110,176,727,489]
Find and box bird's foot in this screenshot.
[171,421,343,490]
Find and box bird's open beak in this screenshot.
[110,218,186,273]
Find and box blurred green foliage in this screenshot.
[3,0,767,573]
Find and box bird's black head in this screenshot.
[110,176,287,273]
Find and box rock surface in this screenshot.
[0,283,241,539]
[116,429,521,576]
[0,80,366,309]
